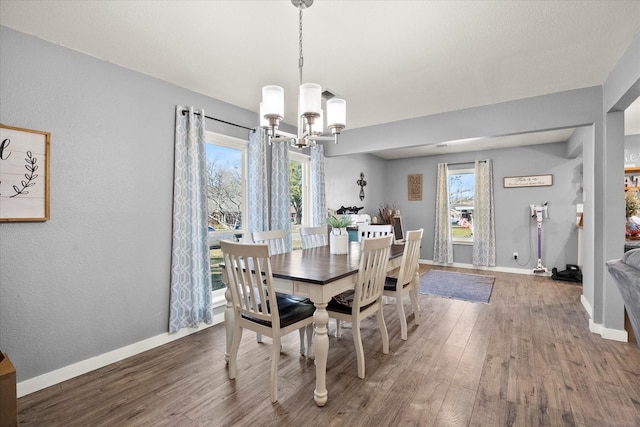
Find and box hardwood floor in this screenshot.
[18,266,640,426]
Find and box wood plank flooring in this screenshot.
[17,266,640,426]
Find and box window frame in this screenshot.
[448,167,475,245]
[289,150,311,251]
[204,131,248,302]
[289,150,311,227]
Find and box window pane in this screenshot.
[290,160,303,250]
[449,172,474,242]
[206,144,243,291]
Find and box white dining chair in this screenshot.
[300,225,328,249]
[251,229,310,350]
[327,234,392,379]
[252,229,288,255]
[221,240,315,403]
[335,225,392,337]
[357,224,393,242]
[383,228,423,340]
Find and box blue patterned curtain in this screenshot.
[433,163,453,263]
[169,106,213,332]
[472,159,496,266]
[271,141,292,251]
[248,127,269,235]
[311,144,327,226]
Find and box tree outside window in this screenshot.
[449,170,474,242]
[205,134,247,292]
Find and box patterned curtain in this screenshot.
[433,163,453,263]
[472,159,496,266]
[271,141,292,251]
[311,144,327,226]
[169,106,213,332]
[248,127,269,235]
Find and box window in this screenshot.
[448,168,475,243]
[289,151,311,250]
[204,132,248,294]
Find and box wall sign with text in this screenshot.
[408,174,422,201]
[503,174,553,188]
[0,124,50,222]
[625,167,640,189]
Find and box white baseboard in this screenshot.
[17,311,225,398]
[588,318,628,342]
[581,294,594,317]
[601,325,629,342]
[581,293,628,342]
[421,259,547,276]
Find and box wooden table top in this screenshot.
[269,241,404,285]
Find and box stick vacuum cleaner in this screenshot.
[530,202,549,274]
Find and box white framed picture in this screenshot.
[0,124,50,222]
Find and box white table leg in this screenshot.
[313,302,329,406]
[224,286,234,363]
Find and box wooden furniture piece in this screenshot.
[221,241,316,403]
[300,225,328,249]
[357,224,393,242]
[0,352,17,427]
[383,228,423,340]
[327,235,393,378]
[221,241,404,406]
[251,229,288,255]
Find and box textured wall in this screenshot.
[0,27,255,382]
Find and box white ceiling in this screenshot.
[1,0,639,157]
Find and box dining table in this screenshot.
[221,241,407,407]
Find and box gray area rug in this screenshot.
[419,269,495,303]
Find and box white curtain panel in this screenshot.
[311,144,327,226]
[433,163,453,263]
[270,141,292,252]
[248,127,269,235]
[472,159,496,266]
[169,106,213,333]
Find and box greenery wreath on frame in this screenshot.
[625,189,640,238]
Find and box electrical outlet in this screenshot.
[513,252,518,260]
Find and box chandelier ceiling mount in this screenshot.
[260,0,346,149]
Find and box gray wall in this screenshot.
[625,134,640,167]
[0,27,256,382]
[324,153,387,216]
[376,142,582,269]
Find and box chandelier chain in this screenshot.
[298,0,304,85]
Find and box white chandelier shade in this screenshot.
[262,85,284,120]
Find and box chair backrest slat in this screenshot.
[354,235,393,308]
[396,229,424,286]
[221,241,279,328]
[358,224,393,242]
[300,225,328,249]
[252,229,288,255]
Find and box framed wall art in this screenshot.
[503,174,553,188]
[624,167,640,189]
[0,124,50,222]
[408,173,422,201]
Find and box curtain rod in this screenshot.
[447,159,487,166]
[181,109,255,132]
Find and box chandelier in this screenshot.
[260,0,346,149]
